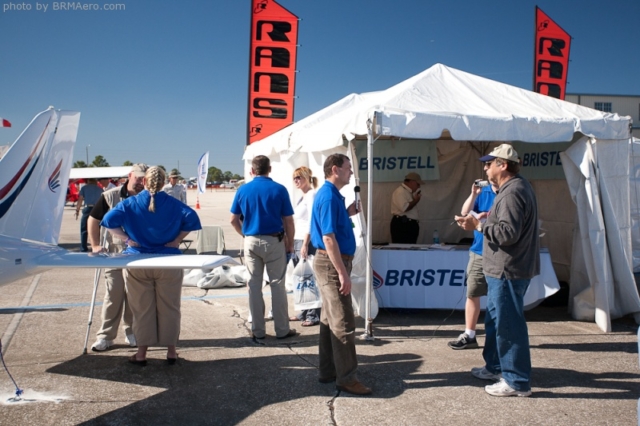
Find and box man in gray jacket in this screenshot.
[455,144,539,397]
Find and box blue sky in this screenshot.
[1,0,639,176]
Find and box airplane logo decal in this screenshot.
[0,119,50,218]
[373,269,384,289]
[48,160,63,192]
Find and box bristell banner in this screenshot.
[512,141,572,180]
[354,139,439,183]
[533,6,571,100]
[247,0,298,145]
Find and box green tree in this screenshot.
[207,166,223,183]
[232,173,243,180]
[223,171,233,182]
[73,160,88,168]
[123,160,133,166]
[91,155,110,167]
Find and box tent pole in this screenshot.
[363,114,376,340]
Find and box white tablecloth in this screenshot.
[371,246,559,310]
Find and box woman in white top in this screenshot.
[290,166,320,326]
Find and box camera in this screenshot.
[474,180,489,188]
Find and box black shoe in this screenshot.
[128,355,147,366]
[276,329,297,339]
[252,334,265,340]
[448,333,479,350]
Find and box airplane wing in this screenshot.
[31,251,238,271]
[69,166,133,180]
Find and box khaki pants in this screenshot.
[124,268,183,347]
[96,268,134,341]
[244,235,290,338]
[313,252,358,386]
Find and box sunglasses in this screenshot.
[484,160,495,167]
[293,176,303,180]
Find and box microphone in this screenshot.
[354,182,361,213]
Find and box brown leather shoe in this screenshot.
[336,381,372,395]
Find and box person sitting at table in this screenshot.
[101,166,202,366]
[390,172,424,243]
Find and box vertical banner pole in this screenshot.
[363,114,376,339]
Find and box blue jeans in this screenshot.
[80,206,93,252]
[482,275,531,392]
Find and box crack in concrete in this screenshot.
[231,309,267,345]
[326,393,339,426]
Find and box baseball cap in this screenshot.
[131,163,149,177]
[404,172,425,185]
[479,144,519,162]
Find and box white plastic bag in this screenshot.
[293,257,322,310]
[182,265,248,289]
[284,257,296,292]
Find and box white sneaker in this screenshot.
[91,339,114,352]
[125,334,137,347]
[485,378,531,397]
[471,366,502,381]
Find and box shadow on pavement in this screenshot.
[48,351,423,425]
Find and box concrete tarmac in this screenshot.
[0,188,638,425]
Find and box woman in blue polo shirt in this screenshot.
[102,166,201,366]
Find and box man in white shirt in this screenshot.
[163,172,187,204]
[390,172,424,243]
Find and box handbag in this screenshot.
[293,257,322,310]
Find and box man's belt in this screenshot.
[250,231,285,242]
[316,248,354,261]
[392,215,418,223]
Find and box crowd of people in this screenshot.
[83,143,539,398]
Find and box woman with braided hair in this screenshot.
[101,166,201,366]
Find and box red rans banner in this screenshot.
[247,0,299,144]
[533,6,571,100]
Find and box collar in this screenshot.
[120,183,131,199]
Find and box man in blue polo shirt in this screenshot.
[310,153,371,396]
[230,155,297,340]
[448,180,497,350]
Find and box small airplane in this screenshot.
[0,107,235,287]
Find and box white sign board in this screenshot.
[372,248,560,309]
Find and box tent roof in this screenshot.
[245,63,631,159]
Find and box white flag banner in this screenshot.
[197,152,209,194]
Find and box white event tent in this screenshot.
[244,63,640,333]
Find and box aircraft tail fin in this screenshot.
[0,108,81,244]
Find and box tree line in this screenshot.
[73,157,243,182]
